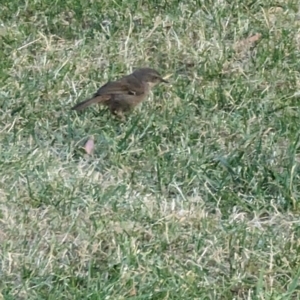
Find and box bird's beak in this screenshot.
[160,73,172,83]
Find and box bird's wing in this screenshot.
[95,76,145,96]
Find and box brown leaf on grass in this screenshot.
[128,287,137,297]
[234,33,262,54]
[84,137,94,155]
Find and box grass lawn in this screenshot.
[1,0,300,298]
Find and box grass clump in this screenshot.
[1,0,300,298]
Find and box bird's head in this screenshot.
[133,68,168,87]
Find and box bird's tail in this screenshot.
[71,95,110,111]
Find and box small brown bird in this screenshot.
[71,67,168,118]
